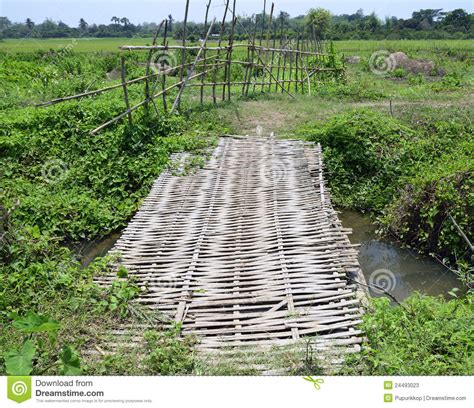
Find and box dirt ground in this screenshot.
[214,93,474,137]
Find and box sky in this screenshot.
[1,0,473,26]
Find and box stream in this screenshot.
[339,210,462,301]
[79,211,463,302]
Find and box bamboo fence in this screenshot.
[37,0,344,134]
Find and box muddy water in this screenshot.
[79,211,462,301]
[79,232,121,268]
[338,210,462,301]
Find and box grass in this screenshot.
[0,37,155,53]
[333,39,474,56]
[1,40,472,375]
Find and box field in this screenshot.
[2,37,473,55]
[0,37,473,376]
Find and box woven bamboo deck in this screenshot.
[96,136,365,370]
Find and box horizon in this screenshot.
[1,0,473,26]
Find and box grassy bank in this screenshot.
[1,42,472,375]
[0,49,227,375]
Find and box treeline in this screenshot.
[0,8,472,40]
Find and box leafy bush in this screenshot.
[143,324,196,375]
[296,109,473,271]
[342,294,474,375]
[297,109,415,210]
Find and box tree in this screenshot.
[412,9,443,29]
[365,12,381,33]
[278,11,290,28]
[79,18,88,31]
[168,14,173,32]
[306,8,331,40]
[111,16,120,25]
[25,18,35,30]
[442,9,471,31]
[0,17,12,30]
[120,17,130,27]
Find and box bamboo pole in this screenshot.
[258,0,266,93]
[275,18,283,92]
[120,57,132,125]
[295,37,299,93]
[212,0,229,104]
[267,3,275,92]
[245,15,258,96]
[287,40,293,92]
[224,3,237,101]
[201,0,212,104]
[178,0,190,110]
[161,19,169,112]
[254,51,295,98]
[90,70,211,135]
[120,44,328,57]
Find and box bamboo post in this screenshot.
[267,3,275,92]
[180,0,190,84]
[201,0,211,105]
[288,41,293,91]
[120,56,132,125]
[178,0,190,110]
[161,19,169,112]
[259,0,267,93]
[275,19,283,92]
[295,37,299,94]
[245,15,258,96]
[281,35,287,94]
[225,14,237,101]
[223,0,237,101]
[212,0,229,104]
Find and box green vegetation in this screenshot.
[1,7,472,40]
[296,108,473,277]
[0,35,472,376]
[0,48,226,375]
[341,294,474,375]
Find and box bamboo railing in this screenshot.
[37,0,345,134]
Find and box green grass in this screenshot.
[1,41,472,376]
[333,39,474,56]
[0,37,155,53]
[341,293,474,375]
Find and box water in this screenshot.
[338,210,462,301]
[79,232,121,268]
[78,211,463,301]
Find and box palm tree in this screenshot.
[25,18,35,30]
[79,18,88,31]
[111,16,120,25]
[168,14,173,31]
[120,17,130,27]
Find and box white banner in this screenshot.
[1,376,472,408]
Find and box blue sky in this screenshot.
[1,0,473,25]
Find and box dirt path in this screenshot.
[215,94,474,136]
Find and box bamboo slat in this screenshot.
[96,137,365,371]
